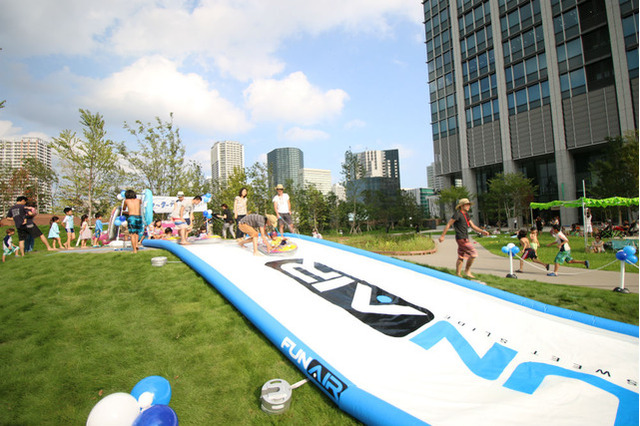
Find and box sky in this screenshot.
[0,0,434,189]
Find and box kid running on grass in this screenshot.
[3,228,18,262]
[516,228,549,273]
[48,216,62,249]
[546,224,589,276]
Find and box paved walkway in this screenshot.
[395,234,638,294]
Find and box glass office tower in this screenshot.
[423,0,638,222]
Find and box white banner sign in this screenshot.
[152,196,208,214]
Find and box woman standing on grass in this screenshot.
[234,187,248,238]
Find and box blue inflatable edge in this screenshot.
[142,238,427,426]
[290,233,638,338]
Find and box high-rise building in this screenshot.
[211,141,244,184]
[0,136,53,212]
[423,0,638,223]
[302,168,332,194]
[404,187,437,218]
[348,149,401,200]
[267,147,304,189]
[427,162,445,191]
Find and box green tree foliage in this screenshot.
[123,113,191,196]
[590,131,639,199]
[296,185,330,232]
[486,172,537,224]
[0,100,5,109]
[438,185,471,212]
[341,149,365,234]
[20,157,58,212]
[51,109,123,221]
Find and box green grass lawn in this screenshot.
[324,232,435,253]
[0,244,360,425]
[0,226,637,425]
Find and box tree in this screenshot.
[486,172,537,226]
[590,131,639,199]
[341,149,365,234]
[20,157,58,212]
[246,162,271,214]
[51,109,123,221]
[123,113,187,196]
[0,100,5,109]
[438,185,471,214]
[590,131,639,223]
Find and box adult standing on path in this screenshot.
[438,198,489,278]
[273,184,296,234]
[6,196,56,256]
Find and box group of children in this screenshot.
[47,209,106,250]
[516,224,589,276]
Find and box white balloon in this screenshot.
[86,392,140,426]
[116,194,124,201]
[137,391,154,411]
[506,243,515,249]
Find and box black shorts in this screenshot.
[522,248,537,260]
[17,225,43,241]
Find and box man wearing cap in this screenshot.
[439,198,489,278]
[272,184,296,234]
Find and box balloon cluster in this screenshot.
[87,376,177,426]
[114,215,127,227]
[202,193,212,203]
[501,242,520,256]
[615,246,638,264]
[202,209,213,219]
[116,190,127,201]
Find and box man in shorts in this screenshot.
[438,198,489,278]
[546,224,589,276]
[6,196,56,256]
[237,214,278,255]
[272,184,296,234]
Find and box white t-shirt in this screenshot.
[171,200,184,219]
[63,215,74,230]
[554,231,570,252]
[272,193,290,214]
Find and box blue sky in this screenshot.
[0,0,433,188]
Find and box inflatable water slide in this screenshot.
[143,235,638,426]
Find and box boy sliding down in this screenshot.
[237,214,278,255]
[546,224,589,276]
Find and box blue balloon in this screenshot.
[133,405,178,426]
[623,245,637,257]
[131,376,172,406]
[625,255,638,264]
[616,250,628,261]
[114,219,121,227]
[501,246,509,254]
[510,246,520,255]
[120,190,126,198]
[202,211,211,219]
[119,215,127,222]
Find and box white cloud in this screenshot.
[244,72,349,125]
[0,0,421,81]
[283,127,330,142]
[344,119,366,130]
[79,56,252,134]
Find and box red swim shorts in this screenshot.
[456,238,478,259]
